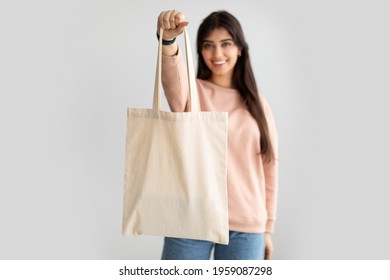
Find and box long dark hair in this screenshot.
[196,11,275,163]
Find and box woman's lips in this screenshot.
[212,60,226,66]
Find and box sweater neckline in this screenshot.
[199,79,240,94]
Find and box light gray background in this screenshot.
[1,0,389,259]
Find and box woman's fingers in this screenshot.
[162,10,173,29]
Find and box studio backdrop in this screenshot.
[0,0,389,259]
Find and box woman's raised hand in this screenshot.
[157,10,188,40]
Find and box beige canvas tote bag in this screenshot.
[122,28,229,244]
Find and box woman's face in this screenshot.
[201,27,241,83]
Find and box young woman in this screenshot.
[157,10,278,260]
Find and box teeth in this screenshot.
[213,61,226,65]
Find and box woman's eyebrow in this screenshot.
[203,38,233,43]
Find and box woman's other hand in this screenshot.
[264,233,274,260]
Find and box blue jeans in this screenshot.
[161,231,265,260]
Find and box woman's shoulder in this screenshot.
[258,94,277,120]
[259,94,271,108]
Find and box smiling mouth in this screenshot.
[212,60,227,66]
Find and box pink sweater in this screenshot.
[162,48,279,233]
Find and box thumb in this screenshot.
[176,21,189,34]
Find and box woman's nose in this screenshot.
[213,45,223,57]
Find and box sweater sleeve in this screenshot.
[161,47,190,112]
[260,95,279,233]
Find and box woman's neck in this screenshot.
[209,75,234,89]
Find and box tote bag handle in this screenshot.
[153,28,200,112]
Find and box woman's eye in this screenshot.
[222,42,232,47]
[203,43,212,49]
